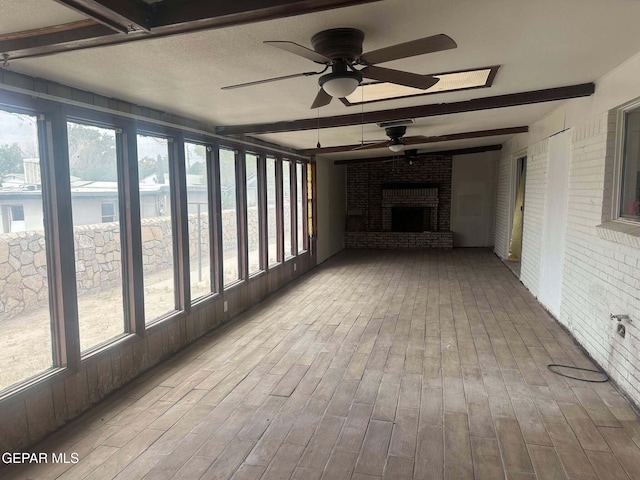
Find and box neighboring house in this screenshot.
[0,178,175,233]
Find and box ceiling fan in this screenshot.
[221,28,457,108]
[355,125,431,152]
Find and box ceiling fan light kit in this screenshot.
[388,141,404,152]
[319,66,363,98]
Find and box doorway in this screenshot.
[507,156,526,274]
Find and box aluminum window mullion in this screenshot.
[257,154,267,271]
[291,162,298,256]
[275,156,284,263]
[212,144,224,292]
[41,109,80,369]
[237,148,248,280]
[120,124,145,335]
[171,134,189,313]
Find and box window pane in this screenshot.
[266,157,278,266]
[0,110,53,390]
[186,142,213,301]
[220,148,240,285]
[137,134,176,323]
[246,153,261,274]
[283,160,292,258]
[68,122,126,351]
[296,163,305,253]
[622,109,640,220]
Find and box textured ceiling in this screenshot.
[5,0,640,159]
[0,0,86,34]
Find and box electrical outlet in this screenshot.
[223,300,228,313]
[617,323,626,338]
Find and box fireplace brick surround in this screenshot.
[345,156,453,249]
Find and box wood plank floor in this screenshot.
[3,249,640,480]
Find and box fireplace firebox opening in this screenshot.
[392,207,429,232]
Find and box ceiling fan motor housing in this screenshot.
[311,28,364,61]
[385,125,407,141]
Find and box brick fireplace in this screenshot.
[345,156,453,249]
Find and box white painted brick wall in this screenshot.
[560,112,640,402]
[494,154,512,259]
[496,109,640,404]
[519,139,548,298]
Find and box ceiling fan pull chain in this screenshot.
[316,102,321,149]
[360,85,364,146]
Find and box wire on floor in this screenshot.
[547,363,609,383]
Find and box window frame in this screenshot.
[218,145,243,289]
[245,150,265,276]
[0,88,314,402]
[184,139,219,304]
[616,101,640,223]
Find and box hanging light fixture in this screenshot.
[318,61,362,98]
[388,140,404,152]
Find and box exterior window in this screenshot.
[266,156,279,266]
[246,153,261,274]
[68,122,126,351]
[101,202,116,223]
[296,163,305,253]
[185,141,213,301]
[283,159,293,258]
[137,134,177,323]
[220,148,240,286]
[9,205,26,232]
[621,108,640,221]
[0,109,54,391]
[10,205,25,221]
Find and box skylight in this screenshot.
[344,66,498,105]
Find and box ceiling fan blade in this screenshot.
[264,40,331,64]
[352,140,389,151]
[360,33,457,65]
[401,135,431,144]
[311,89,332,109]
[360,66,439,90]
[221,71,318,90]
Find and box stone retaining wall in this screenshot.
[0,206,271,320]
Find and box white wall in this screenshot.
[316,160,345,264]
[494,50,640,404]
[538,130,571,317]
[451,151,499,247]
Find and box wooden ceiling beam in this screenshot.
[52,0,152,33]
[152,0,381,32]
[2,0,383,60]
[301,126,528,155]
[0,23,116,57]
[333,144,503,165]
[217,83,595,136]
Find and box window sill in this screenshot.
[596,220,640,249]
